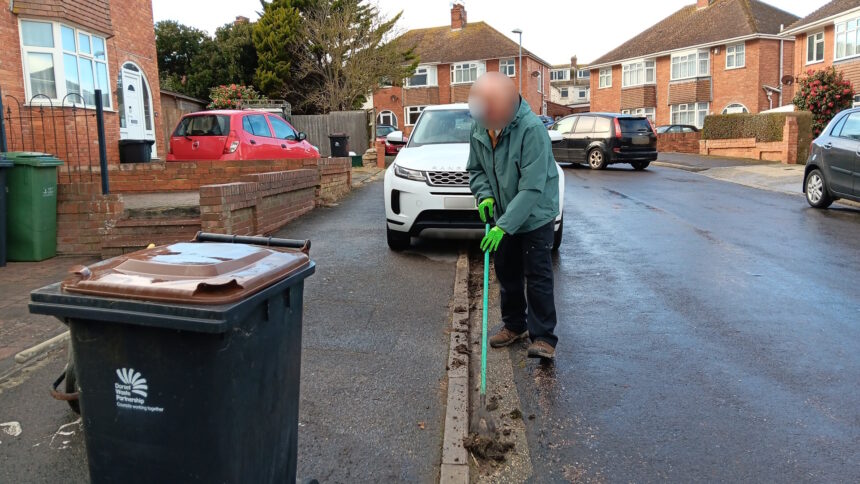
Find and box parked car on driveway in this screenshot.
[803,107,860,208]
[550,113,657,170]
[376,124,406,155]
[656,124,699,133]
[166,110,318,161]
[384,104,565,251]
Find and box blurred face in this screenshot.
[469,73,518,130]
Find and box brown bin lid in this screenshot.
[61,242,310,305]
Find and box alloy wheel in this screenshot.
[806,173,823,204]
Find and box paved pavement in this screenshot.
[493,163,860,482]
[655,152,774,171]
[0,179,458,483]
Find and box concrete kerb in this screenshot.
[651,161,708,173]
[14,331,70,364]
[440,249,471,483]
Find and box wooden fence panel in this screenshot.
[290,110,369,157]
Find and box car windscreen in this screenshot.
[377,126,395,137]
[619,117,652,133]
[174,115,230,136]
[408,110,473,147]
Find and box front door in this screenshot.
[570,115,595,161]
[121,69,145,140]
[828,111,860,195]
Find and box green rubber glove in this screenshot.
[477,198,495,223]
[480,226,505,252]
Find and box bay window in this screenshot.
[807,31,824,63]
[671,102,709,128]
[622,59,655,88]
[726,42,745,69]
[20,20,111,108]
[451,61,484,84]
[671,50,709,80]
[835,16,860,60]
[598,67,612,88]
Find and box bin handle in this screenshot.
[194,232,311,254]
[50,370,79,402]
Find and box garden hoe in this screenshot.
[472,223,497,438]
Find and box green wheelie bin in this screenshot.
[5,152,63,261]
[0,154,13,267]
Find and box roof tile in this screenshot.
[397,21,548,66]
[786,0,860,31]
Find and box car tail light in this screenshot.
[647,118,656,134]
[224,130,240,154]
[614,118,622,139]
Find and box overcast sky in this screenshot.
[152,0,829,65]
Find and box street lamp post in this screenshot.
[512,28,523,95]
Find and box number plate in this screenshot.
[633,136,650,145]
[444,197,477,209]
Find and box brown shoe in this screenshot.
[527,341,555,359]
[489,328,528,348]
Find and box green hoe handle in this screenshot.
[481,223,490,396]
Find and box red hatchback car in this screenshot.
[166,110,319,161]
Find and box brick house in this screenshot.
[588,0,798,128]
[1,0,162,164]
[372,3,551,135]
[781,0,860,105]
[549,55,590,112]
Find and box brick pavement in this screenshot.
[0,256,97,367]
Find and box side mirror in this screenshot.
[386,131,405,144]
[296,132,307,141]
[548,130,563,143]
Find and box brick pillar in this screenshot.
[783,116,799,164]
[376,140,386,168]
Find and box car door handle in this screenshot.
[823,142,832,149]
[249,139,256,145]
[281,144,287,148]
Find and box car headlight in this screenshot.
[394,164,426,182]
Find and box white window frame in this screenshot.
[726,42,745,69]
[550,69,570,81]
[537,70,543,93]
[835,15,860,61]
[598,67,612,88]
[450,61,484,84]
[19,19,112,110]
[807,31,825,64]
[577,69,590,79]
[671,102,709,129]
[621,107,656,123]
[721,102,749,114]
[577,88,588,100]
[405,65,437,88]
[499,58,516,77]
[377,110,397,127]
[621,59,656,88]
[671,49,710,81]
[560,87,568,98]
[404,105,426,126]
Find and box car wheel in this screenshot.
[587,148,607,170]
[386,227,410,251]
[805,169,833,209]
[552,217,563,252]
[631,162,650,171]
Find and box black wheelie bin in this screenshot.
[29,233,315,484]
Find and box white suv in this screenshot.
[383,104,565,250]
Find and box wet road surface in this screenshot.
[508,164,860,482]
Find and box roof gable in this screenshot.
[397,21,549,66]
[785,0,860,32]
[591,0,797,66]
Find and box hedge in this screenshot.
[702,111,813,163]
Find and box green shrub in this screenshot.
[702,111,813,163]
[793,66,854,136]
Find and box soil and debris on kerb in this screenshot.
[463,432,515,461]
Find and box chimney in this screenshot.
[570,55,578,70]
[234,16,250,25]
[451,3,467,30]
[696,0,713,9]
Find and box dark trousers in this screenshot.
[494,221,558,347]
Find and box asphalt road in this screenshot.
[0,180,458,483]
[507,163,860,482]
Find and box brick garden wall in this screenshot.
[699,116,800,163]
[57,183,124,255]
[657,132,702,154]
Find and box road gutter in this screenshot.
[440,250,471,483]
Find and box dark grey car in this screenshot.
[804,107,860,208]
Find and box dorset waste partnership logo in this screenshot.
[115,368,163,413]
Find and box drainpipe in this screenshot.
[778,37,784,106]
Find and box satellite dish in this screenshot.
[781,75,794,85]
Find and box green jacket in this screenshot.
[467,99,559,234]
